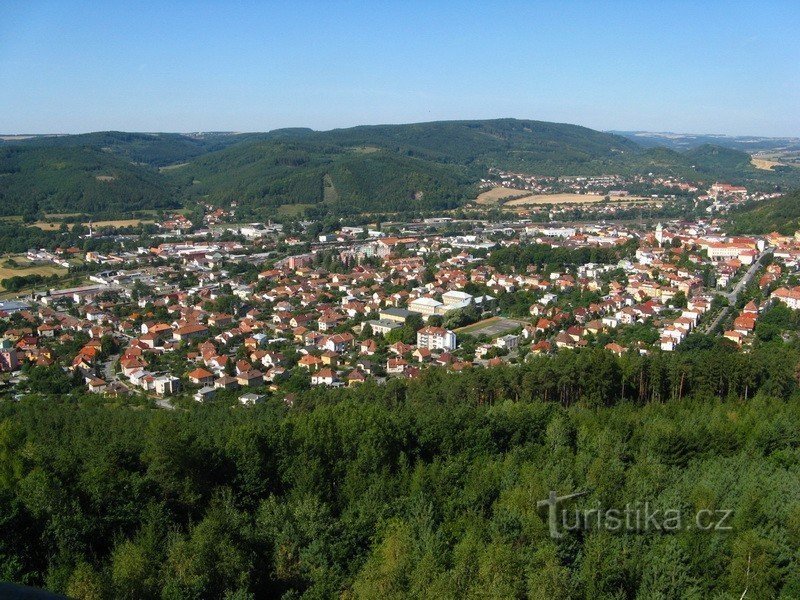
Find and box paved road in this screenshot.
[102,353,120,381]
[101,349,175,410]
[704,247,773,333]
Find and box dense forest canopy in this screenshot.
[729,189,800,234]
[1,344,799,598]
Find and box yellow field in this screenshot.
[33,219,154,231]
[751,157,786,171]
[504,193,650,206]
[476,187,533,205]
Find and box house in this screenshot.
[733,315,756,336]
[321,350,339,366]
[194,386,216,402]
[495,334,519,350]
[723,330,743,346]
[742,301,759,316]
[530,340,552,355]
[0,339,19,372]
[347,369,366,386]
[386,358,408,374]
[412,347,432,362]
[359,339,377,355]
[416,326,457,351]
[208,313,233,327]
[298,354,323,370]
[214,375,240,390]
[86,376,107,393]
[554,332,576,349]
[187,367,215,385]
[173,323,209,341]
[660,336,677,352]
[322,333,354,353]
[237,369,264,387]
[153,375,181,396]
[311,368,338,386]
[771,287,800,310]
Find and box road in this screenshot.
[704,247,773,333]
[101,349,175,410]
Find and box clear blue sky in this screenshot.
[2,1,799,136]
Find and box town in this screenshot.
[1,177,797,408]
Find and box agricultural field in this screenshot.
[504,193,650,206]
[33,219,154,231]
[455,316,523,338]
[751,157,787,171]
[0,256,67,285]
[475,186,532,205]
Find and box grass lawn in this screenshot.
[277,203,314,217]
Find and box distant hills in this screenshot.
[613,130,800,153]
[2,119,798,218]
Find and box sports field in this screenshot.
[456,316,523,338]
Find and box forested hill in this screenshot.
[0,145,180,216]
[1,119,797,217]
[729,189,800,234]
[2,346,800,597]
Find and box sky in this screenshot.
[1,1,799,136]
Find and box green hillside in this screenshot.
[1,131,263,167]
[729,189,800,234]
[2,119,798,218]
[174,140,476,214]
[170,119,646,216]
[0,145,179,216]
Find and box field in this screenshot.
[751,157,786,171]
[33,219,154,231]
[476,186,533,205]
[504,193,650,206]
[0,256,67,286]
[456,316,523,338]
[277,203,315,217]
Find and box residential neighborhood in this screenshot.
[1,181,797,407]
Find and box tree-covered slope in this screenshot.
[0,145,179,216]
[174,140,476,214]
[303,118,639,166]
[1,131,261,168]
[729,189,800,234]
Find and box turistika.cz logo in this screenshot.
[537,490,733,539]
